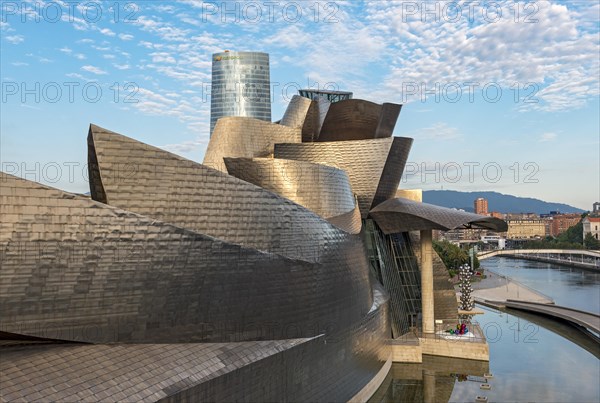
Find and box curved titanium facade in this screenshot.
[204,117,300,172]
[0,172,371,343]
[88,125,342,263]
[318,99,402,142]
[223,157,355,219]
[279,94,331,144]
[302,95,330,142]
[324,202,363,234]
[210,51,271,135]
[279,95,312,129]
[372,137,413,207]
[370,197,509,234]
[274,137,413,217]
[0,283,390,402]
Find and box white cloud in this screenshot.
[5,35,24,44]
[25,54,53,63]
[160,138,207,154]
[411,122,463,141]
[66,72,93,81]
[0,21,13,32]
[59,47,72,54]
[150,52,177,64]
[539,133,558,142]
[12,62,29,67]
[81,65,108,75]
[99,28,116,37]
[137,88,178,105]
[361,1,599,111]
[133,16,190,41]
[63,15,91,31]
[75,54,86,60]
[263,26,312,50]
[113,63,130,70]
[152,4,177,13]
[119,33,134,41]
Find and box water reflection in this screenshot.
[449,308,600,403]
[483,257,600,313]
[372,258,600,402]
[369,356,489,403]
[503,308,600,359]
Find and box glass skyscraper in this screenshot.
[210,51,271,135]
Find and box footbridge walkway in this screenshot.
[503,300,600,337]
[478,249,600,270]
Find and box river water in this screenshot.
[449,257,600,402]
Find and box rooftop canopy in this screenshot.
[369,197,508,234]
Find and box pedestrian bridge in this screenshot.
[478,249,600,270]
[503,300,600,337]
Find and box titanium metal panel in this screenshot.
[89,124,362,264]
[210,51,271,135]
[325,202,363,234]
[204,117,300,172]
[0,173,371,343]
[371,137,413,208]
[370,197,508,234]
[223,157,355,219]
[164,282,391,402]
[279,95,313,129]
[317,99,402,142]
[376,103,403,138]
[0,283,390,402]
[0,339,308,401]
[274,138,412,218]
[302,96,331,142]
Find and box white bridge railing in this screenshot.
[477,249,600,268]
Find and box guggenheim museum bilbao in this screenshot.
[0,51,506,402]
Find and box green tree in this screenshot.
[556,220,584,244]
[432,240,480,275]
[584,233,600,250]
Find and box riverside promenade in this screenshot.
[471,269,554,306]
[471,269,600,340]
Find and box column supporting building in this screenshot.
[423,369,436,403]
[420,229,435,335]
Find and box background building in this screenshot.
[505,212,539,220]
[550,213,581,236]
[506,219,546,239]
[210,51,271,135]
[583,216,600,240]
[474,197,488,215]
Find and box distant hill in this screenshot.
[423,190,585,214]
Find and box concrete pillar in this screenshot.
[420,229,435,335]
[423,369,436,403]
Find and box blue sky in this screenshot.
[1,0,599,210]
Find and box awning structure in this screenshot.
[369,197,508,234]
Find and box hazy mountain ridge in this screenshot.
[423,190,585,214]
